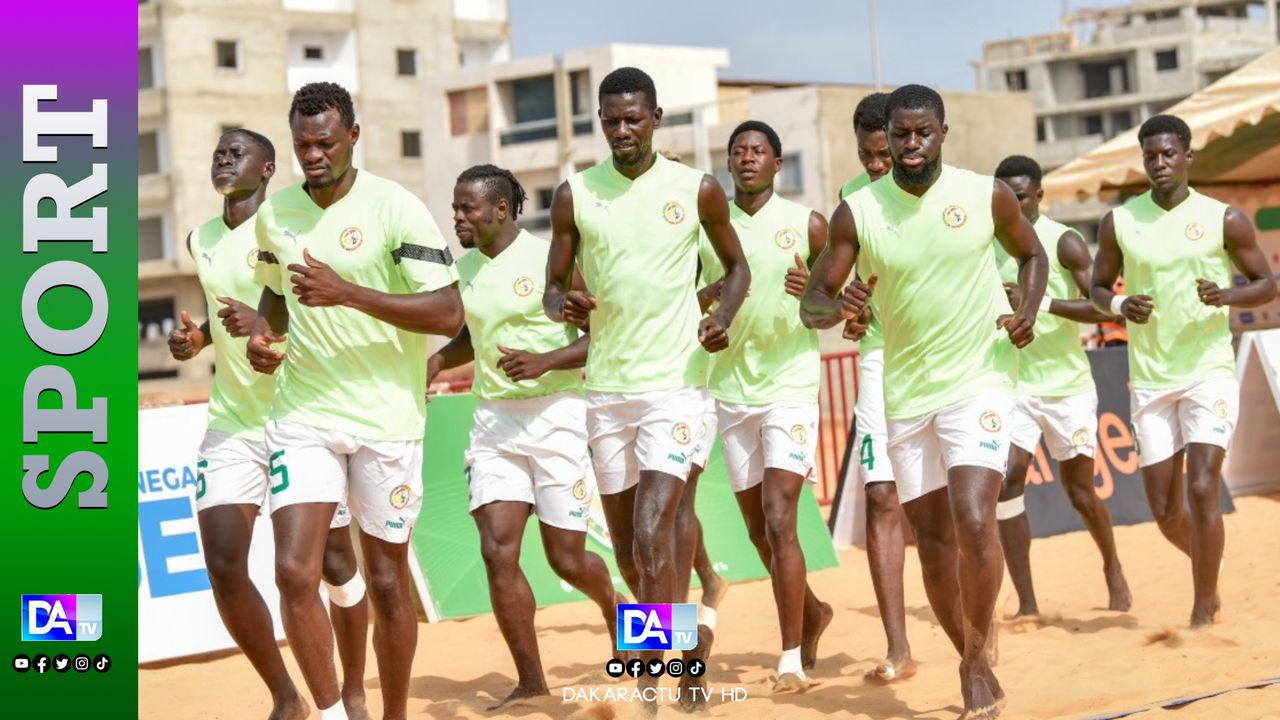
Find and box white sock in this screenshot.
[699,605,718,632]
[320,701,349,720]
[778,647,805,679]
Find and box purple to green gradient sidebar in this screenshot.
[0,4,138,716]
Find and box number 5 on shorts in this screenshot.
[269,450,290,495]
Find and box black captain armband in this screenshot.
[392,243,454,266]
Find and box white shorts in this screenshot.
[717,401,818,493]
[195,430,350,529]
[264,420,423,543]
[1010,391,1098,461]
[464,392,594,532]
[1131,377,1239,467]
[587,386,707,495]
[887,391,1014,504]
[690,395,719,471]
[854,348,894,484]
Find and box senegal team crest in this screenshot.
[1214,399,1229,418]
[775,228,800,250]
[1185,222,1205,241]
[789,424,808,444]
[339,226,364,251]
[246,249,259,268]
[942,205,967,228]
[572,478,588,501]
[672,422,693,445]
[1072,428,1091,447]
[662,201,686,224]
[389,484,412,509]
[513,276,535,297]
[979,410,1002,433]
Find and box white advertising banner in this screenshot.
[1227,329,1280,497]
[137,404,284,663]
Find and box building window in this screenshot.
[139,131,161,175]
[1110,110,1134,134]
[1155,49,1179,72]
[777,153,804,194]
[536,188,554,209]
[139,297,175,341]
[215,40,240,70]
[1084,114,1104,136]
[396,48,417,76]
[139,47,155,89]
[400,131,422,158]
[1081,59,1130,98]
[1004,69,1028,92]
[139,216,165,262]
[1036,118,1046,143]
[304,45,324,61]
[512,75,556,124]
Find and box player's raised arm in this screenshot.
[544,181,595,327]
[698,175,750,332]
[992,179,1048,347]
[800,201,860,329]
[1203,207,1276,307]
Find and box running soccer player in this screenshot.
[702,120,832,693]
[992,154,1132,619]
[169,128,368,720]
[247,82,463,720]
[1090,114,1275,627]
[829,91,918,683]
[427,164,622,709]
[544,67,750,710]
[802,84,1048,719]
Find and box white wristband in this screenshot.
[1039,296,1052,312]
[1110,294,1128,316]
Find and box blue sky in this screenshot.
[511,0,1131,91]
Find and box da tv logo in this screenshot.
[21,594,103,642]
[616,603,697,651]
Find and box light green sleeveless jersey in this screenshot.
[841,172,884,353]
[1113,189,1234,389]
[457,230,581,400]
[570,154,705,393]
[255,171,459,441]
[993,215,1095,397]
[847,164,1014,419]
[698,195,820,405]
[190,215,276,441]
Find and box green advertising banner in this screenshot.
[0,4,138,715]
[413,394,839,620]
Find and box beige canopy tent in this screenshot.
[1042,47,1280,206]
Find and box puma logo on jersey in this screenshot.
[281,228,299,243]
[200,251,214,263]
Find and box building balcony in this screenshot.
[984,32,1073,65]
[1037,134,1107,170]
[138,172,170,207]
[454,0,507,23]
[498,115,593,147]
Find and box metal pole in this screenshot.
[868,0,883,90]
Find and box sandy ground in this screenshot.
[140,494,1280,719]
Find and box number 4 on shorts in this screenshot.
[859,435,875,470]
[269,450,290,494]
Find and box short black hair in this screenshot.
[994,155,1042,183]
[1138,113,1192,151]
[289,82,356,128]
[221,128,275,162]
[598,67,657,109]
[853,92,889,133]
[727,120,782,157]
[884,84,946,125]
[456,164,527,218]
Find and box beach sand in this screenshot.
[139,494,1280,719]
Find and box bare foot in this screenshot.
[1005,608,1040,622]
[677,673,707,713]
[959,661,1002,719]
[1106,568,1133,612]
[772,672,812,695]
[343,689,370,720]
[800,601,833,670]
[700,573,728,610]
[487,685,549,712]
[268,694,309,720]
[864,657,919,684]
